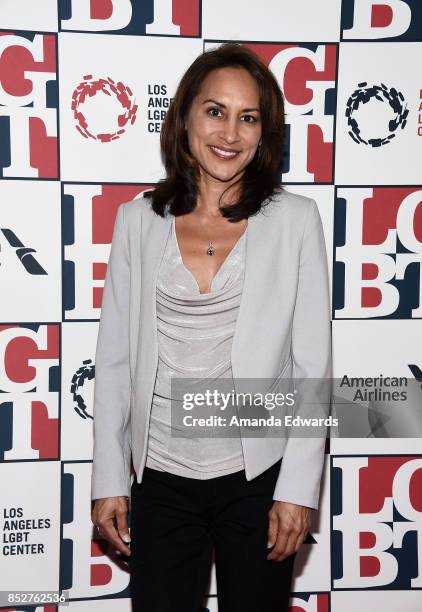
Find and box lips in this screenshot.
[209,145,240,160]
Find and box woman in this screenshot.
[91,42,332,612]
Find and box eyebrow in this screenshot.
[202,98,260,113]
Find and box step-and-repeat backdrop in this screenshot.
[0,1,421,610]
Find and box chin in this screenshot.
[211,171,242,183]
[204,163,247,183]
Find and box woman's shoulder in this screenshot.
[119,189,156,225]
[262,188,318,224]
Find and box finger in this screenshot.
[271,524,307,562]
[293,528,308,554]
[267,530,297,562]
[267,524,289,561]
[115,505,131,546]
[267,513,278,549]
[100,517,131,556]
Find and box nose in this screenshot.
[219,116,240,144]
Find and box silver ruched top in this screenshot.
[145,214,247,478]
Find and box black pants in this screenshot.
[129,458,296,612]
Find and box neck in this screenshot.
[196,171,242,217]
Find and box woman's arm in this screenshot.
[91,202,132,501]
[272,197,332,510]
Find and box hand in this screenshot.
[91,496,131,556]
[266,500,311,561]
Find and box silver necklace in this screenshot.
[206,240,215,256]
[198,219,216,256]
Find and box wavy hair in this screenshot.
[145,42,285,222]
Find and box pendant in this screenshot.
[206,241,215,256]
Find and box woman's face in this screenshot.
[185,66,262,187]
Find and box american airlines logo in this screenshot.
[0,228,47,275]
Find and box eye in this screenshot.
[241,115,258,123]
[207,107,223,117]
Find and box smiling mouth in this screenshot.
[209,145,240,160]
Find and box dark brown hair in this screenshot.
[145,42,285,222]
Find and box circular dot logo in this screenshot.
[71,359,95,420]
[71,75,138,142]
[346,82,408,147]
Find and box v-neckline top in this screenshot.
[171,215,248,296]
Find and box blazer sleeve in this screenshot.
[272,198,332,510]
[91,202,132,500]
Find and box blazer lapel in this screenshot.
[231,210,267,377]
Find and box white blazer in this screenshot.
[91,189,332,510]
